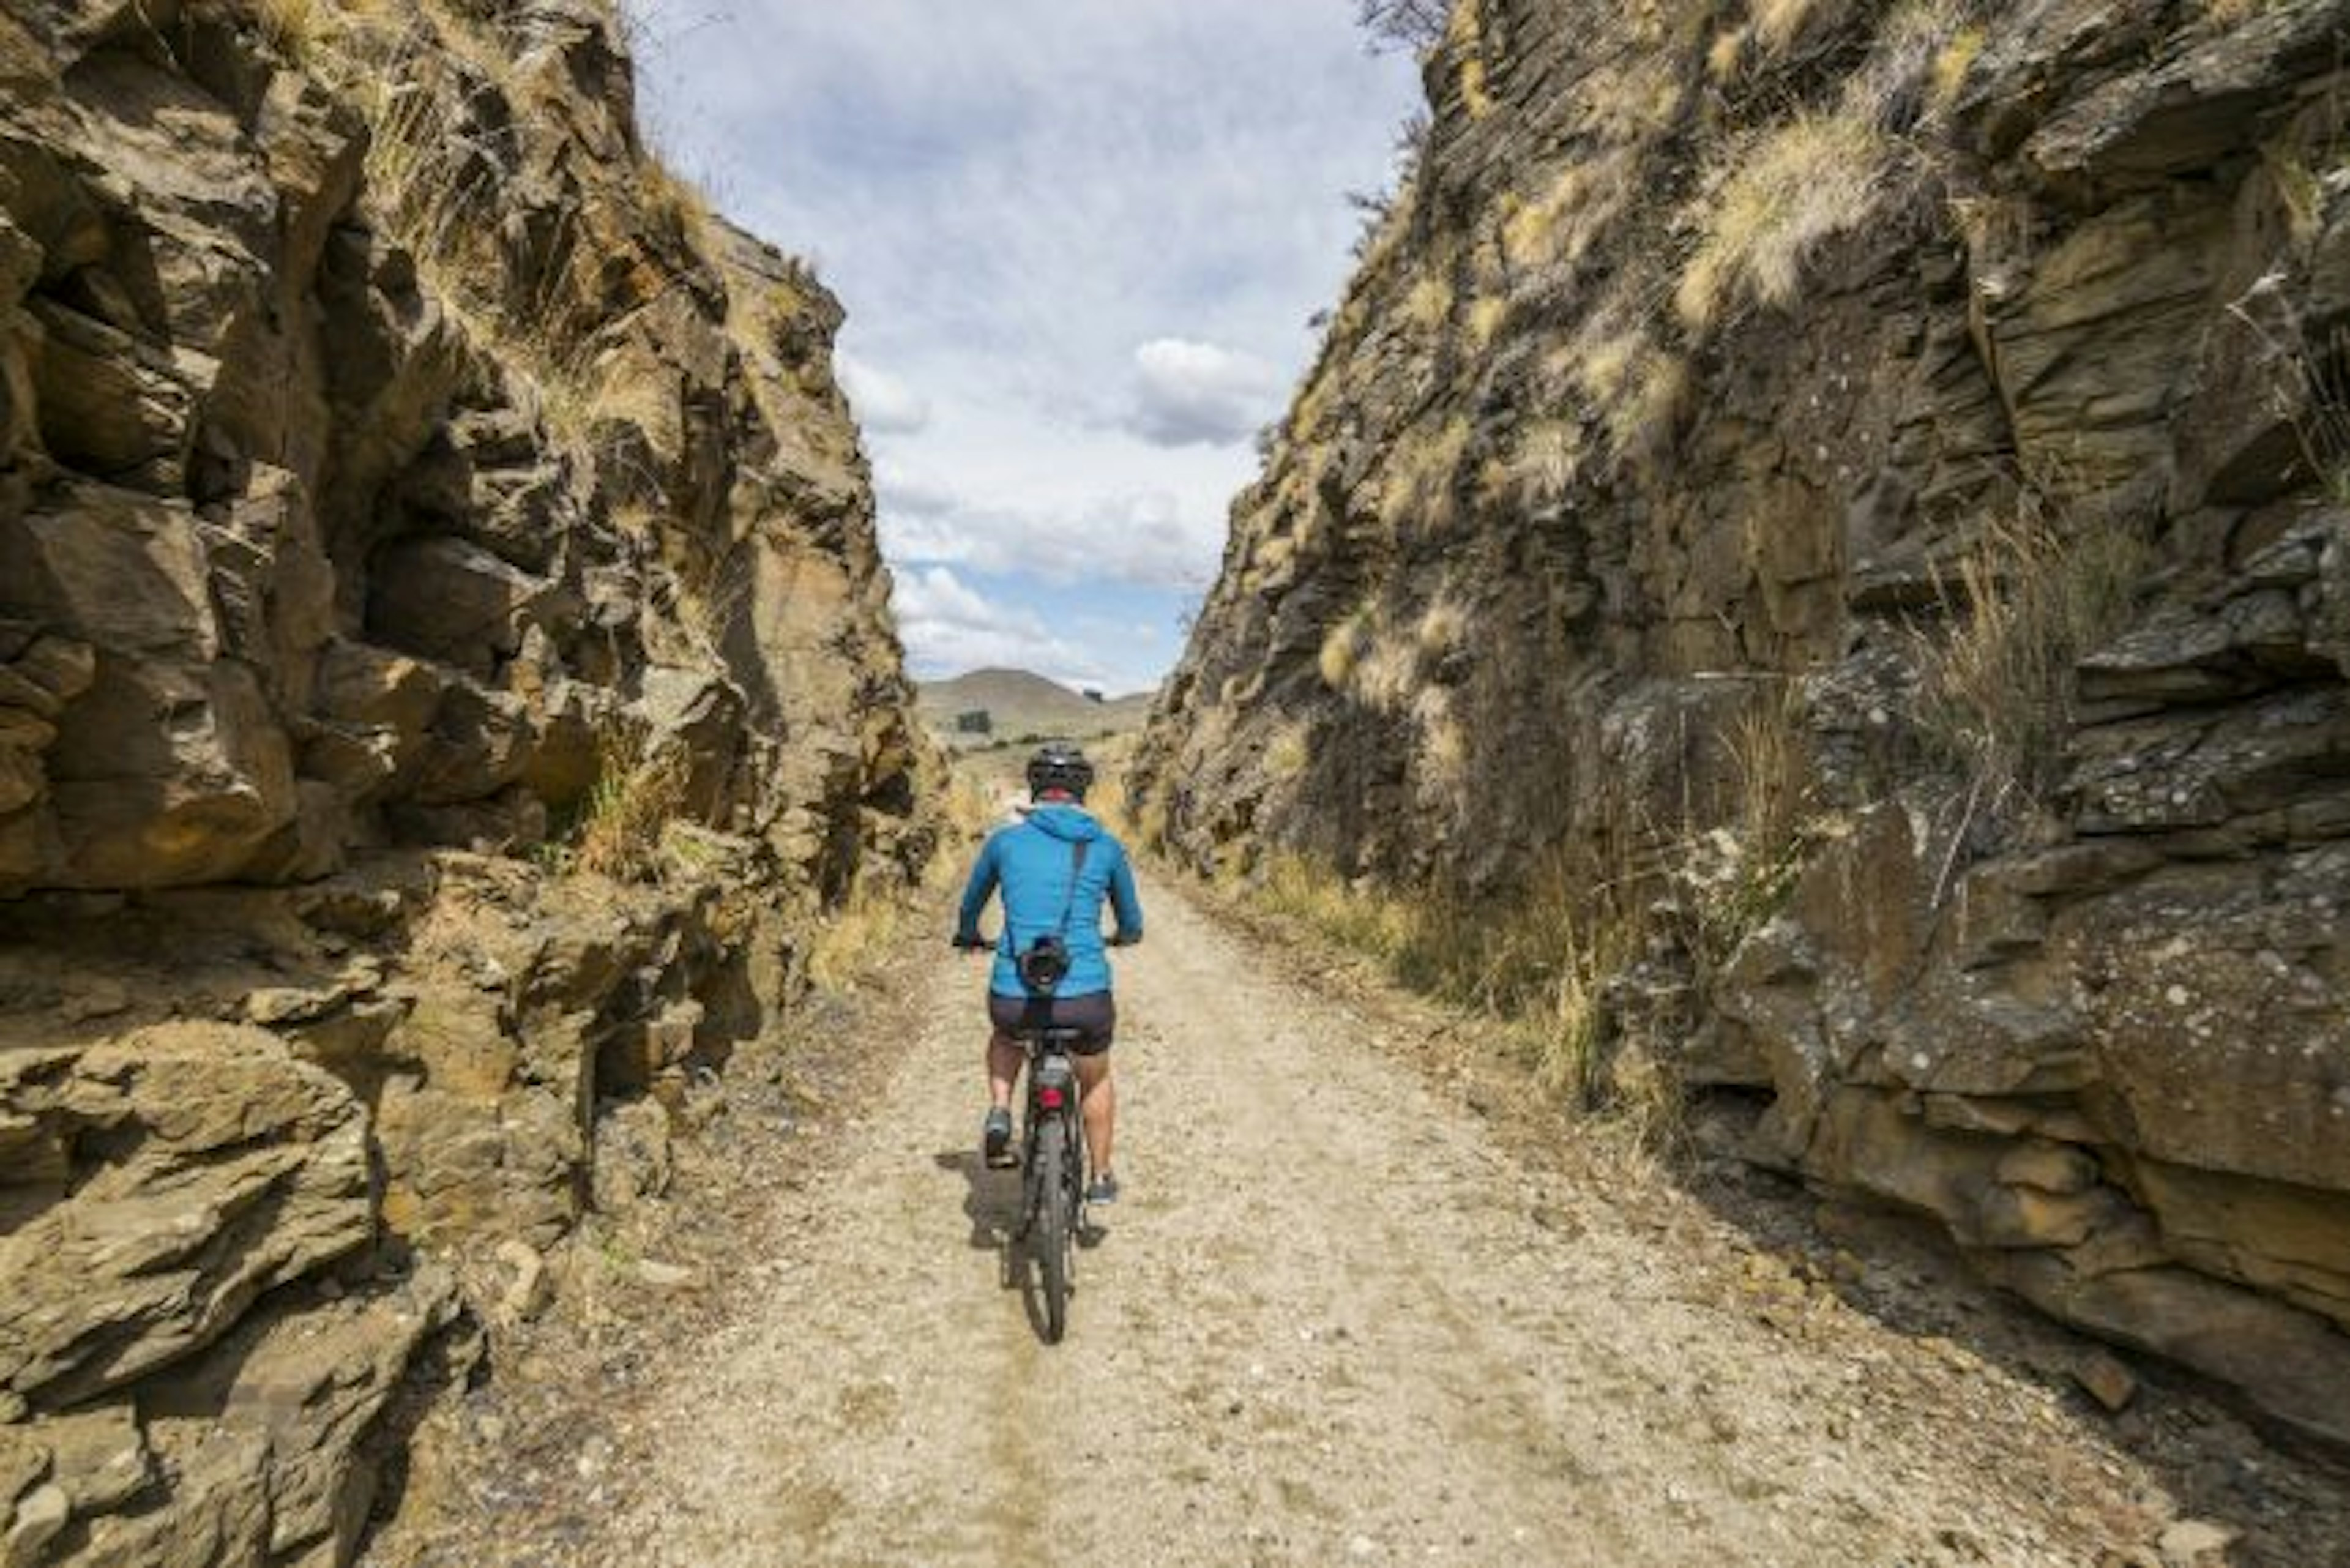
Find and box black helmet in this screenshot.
[1026,740,1094,801]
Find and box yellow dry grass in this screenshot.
[1416,594,1470,657]
[573,731,689,883]
[1452,0,1497,119]
[1467,294,1510,349]
[1754,0,1853,54]
[1319,606,1371,689]
[1675,111,1892,332]
[1707,25,1750,82]
[1379,415,1474,536]
[1914,510,2150,806]
[1605,351,1689,461]
[1266,725,1311,782]
[1505,419,1582,506]
[1404,273,1455,335]
[1930,24,1985,108]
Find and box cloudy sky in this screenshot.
[629,1,1422,694]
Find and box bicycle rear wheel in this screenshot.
[1033,1116,1073,1342]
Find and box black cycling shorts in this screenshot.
[987,991,1116,1055]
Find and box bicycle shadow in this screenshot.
[933,1149,1106,1343]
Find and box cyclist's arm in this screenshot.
[954,836,1001,947]
[1106,843,1143,945]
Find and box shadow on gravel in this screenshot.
[934,1149,1106,1346]
[935,1148,1020,1253]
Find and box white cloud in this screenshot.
[892,565,1090,679]
[837,354,932,435]
[1127,338,1288,447]
[878,476,1222,591]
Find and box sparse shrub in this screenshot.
[1356,0,1452,53]
[1912,507,2151,808]
[1676,111,1893,332]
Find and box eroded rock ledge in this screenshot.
[0,1,930,1560]
[1141,0,2350,1447]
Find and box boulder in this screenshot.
[0,484,297,887]
[0,1025,371,1408]
[54,1269,457,1568]
[365,536,559,679]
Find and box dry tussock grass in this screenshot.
[258,0,322,56]
[1451,0,1497,118]
[1676,111,1893,332]
[1913,508,2149,808]
[1755,0,1856,55]
[573,730,690,883]
[1416,594,1470,657]
[1505,418,1582,506]
[1319,605,1372,689]
[1466,295,1509,348]
[1265,725,1311,782]
[1378,416,1474,535]
[1931,26,1986,109]
[1404,274,1455,334]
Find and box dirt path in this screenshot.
[567,873,2345,1568]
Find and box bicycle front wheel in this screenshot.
[1033,1116,1073,1343]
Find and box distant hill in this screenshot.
[916,668,1155,747]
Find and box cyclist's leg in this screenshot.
[1068,993,1117,1183]
[987,1030,1022,1111]
[982,996,1026,1164]
[1074,1050,1114,1179]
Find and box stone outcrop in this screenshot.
[1141,0,2350,1444]
[0,0,932,1559]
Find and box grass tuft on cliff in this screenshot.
[1914,509,2150,810]
[1676,111,1893,332]
[571,731,690,883]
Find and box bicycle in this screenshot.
[1013,1023,1090,1343]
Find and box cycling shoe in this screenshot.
[982,1107,1015,1168]
[1085,1172,1120,1205]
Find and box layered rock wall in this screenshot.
[1141,0,2350,1446]
[0,1,930,1559]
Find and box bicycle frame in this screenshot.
[1016,1028,1088,1239]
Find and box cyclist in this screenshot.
[953,741,1143,1204]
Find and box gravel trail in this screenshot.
[575,872,2344,1567]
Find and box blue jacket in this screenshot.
[955,805,1143,999]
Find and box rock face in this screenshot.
[1141,0,2350,1444]
[0,0,931,1560]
